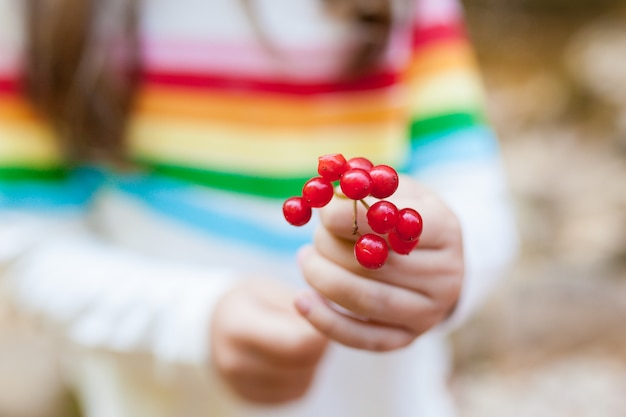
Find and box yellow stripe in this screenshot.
[407,69,486,118]
[127,117,407,175]
[0,122,61,166]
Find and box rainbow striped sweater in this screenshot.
[1,0,493,204]
[0,1,517,416]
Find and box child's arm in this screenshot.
[293,0,518,350]
[2,206,328,403]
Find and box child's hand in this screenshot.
[295,176,464,351]
[211,279,328,404]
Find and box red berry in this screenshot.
[369,164,399,199]
[283,197,312,226]
[346,157,374,172]
[394,208,423,241]
[354,233,388,269]
[318,153,348,181]
[302,176,334,208]
[389,229,419,254]
[366,200,399,234]
[339,168,372,200]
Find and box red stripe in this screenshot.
[140,70,399,95]
[1,25,464,96]
[0,77,21,95]
[412,23,467,48]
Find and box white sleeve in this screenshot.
[417,160,519,332]
[1,210,239,368]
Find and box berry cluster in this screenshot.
[282,153,423,269]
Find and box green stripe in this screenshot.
[0,166,69,182]
[135,159,314,199]
[410,111,485,141]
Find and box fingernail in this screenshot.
[294,292,312,316]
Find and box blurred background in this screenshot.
[451,0,626,415]
[1,1,625,416]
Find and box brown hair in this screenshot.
[23,0,139,164]
[323,0,393,77]
[23,0,393,164]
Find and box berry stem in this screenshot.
[333,189,347,199]
[352,199,359,235]
[359,199,370,210]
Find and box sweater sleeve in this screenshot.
[405,0,519,330]
[1,0,239,368]
[0,192,238,369]
[1,210,237,367]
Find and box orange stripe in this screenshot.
[133,86,405,126]
[135,41,475,125]
[0,96,41,123]
[405,39,477,80]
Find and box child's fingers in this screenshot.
[294,290,416,352]
[230,375,315,405]
[319,177,461,251]
[298,245,442,334]
[312,227,463,301]
[238,306,328,367]
[219,348,318,386]
[310,227,358,271]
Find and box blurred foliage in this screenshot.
[464,0,623,15]
[461,0,626,143]
[457,0,626,272]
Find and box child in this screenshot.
[0,0,518,416]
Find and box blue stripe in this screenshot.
[115,174,313,254]
[0,167,105,209]
[409,126,500,172]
